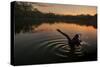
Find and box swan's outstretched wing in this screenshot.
[57,29,71,41]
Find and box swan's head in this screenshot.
[73,33,82,40]
[76,33,82,38]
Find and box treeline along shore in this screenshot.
[13,2,97,33]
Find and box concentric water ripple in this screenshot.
[34,38,84,58]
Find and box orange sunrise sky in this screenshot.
[32,2,97,16]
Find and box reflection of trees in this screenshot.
[13,2,97,34]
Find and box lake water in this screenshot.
[14,22,97,65]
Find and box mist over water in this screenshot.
[14,22,97,65]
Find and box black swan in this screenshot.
[57,29,81,52]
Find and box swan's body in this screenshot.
[57,29,81,52]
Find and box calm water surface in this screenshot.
[14,22,97,65]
